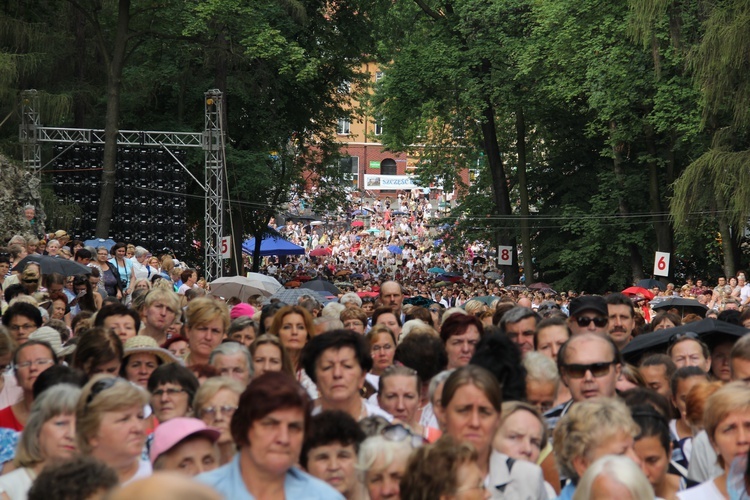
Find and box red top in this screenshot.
[0,406,23,431]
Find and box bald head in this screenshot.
[108,473,222,500]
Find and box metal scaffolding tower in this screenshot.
[19,89,226,281]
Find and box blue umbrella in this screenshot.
[387,245,403,254]
[428,267,446,274]
[84,238,117,250]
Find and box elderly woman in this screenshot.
[249,334,295,378]
[440,365,547,499]
[120,336,177,389]
[356,431,416,500]
[400,436,484,500]
[0,384,80,499]
[301,329,391,422]
[193,377,244,465]
[553,397,641,499]
[72,327,124,378]
[147,363,199,423]
[226,316,257,348]
[573,455,654,500]
[340,308,368,335]
[197,372,342,498]
[184,298,230,366]
[439,313,484,370]
[677,382,750,499]
[208,342,253,386]
[76,375,151,484]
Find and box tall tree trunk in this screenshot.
[716,188,736,277]
[95,0,131,238]
[610,122,644,281]
[645,129,673,255]
[515,107,533,285]
[73,9,86,127]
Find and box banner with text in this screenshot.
[365,174,421,190]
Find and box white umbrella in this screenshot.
[209,274,282,300]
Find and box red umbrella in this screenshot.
[309,247,332,257]
[351,220,364,227]
[622,286,654,301]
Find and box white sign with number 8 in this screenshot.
[653,251,670,277]
[498,245,513,265]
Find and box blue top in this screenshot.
[197,454,344,500]
[557,481,575,500]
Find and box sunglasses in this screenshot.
[575,316,608,328]
[562,361,615,379]
[669,331,700,345]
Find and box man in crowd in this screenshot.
[638,354,676,401]
[140,288,181,345]
[605,292,636,350]
[500,307,540,356]
[566,296,609,336]
[379,280,404,320]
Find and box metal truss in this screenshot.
[19,89,226,280]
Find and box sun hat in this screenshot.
[149,417,220,464]
[54,230,69,239]
[29,326,76,357]
[230,303,255,320]
[123,335,179,364]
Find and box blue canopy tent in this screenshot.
[241,235,305,256]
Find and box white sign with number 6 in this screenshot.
[498,245,513,266]
[653,251,670,277]
[221,236,231,259]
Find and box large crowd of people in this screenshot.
[0,202,750,499]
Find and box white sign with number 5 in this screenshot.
[653,252,670,277]
[221,236,231,259]
[498,246,513,266]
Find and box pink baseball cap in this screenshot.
[230,303,255,319]
[149,417,221,464]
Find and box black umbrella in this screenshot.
[636,278,666,290]
[650,297,708,316]
[300,278,341,296]
[403,296,436,307]
[622,319,749,364]
[12,255,91,276]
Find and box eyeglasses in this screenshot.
[15,358,54,370]
[562,361,616,379]
[574,316,608,328]
[151,387,186,398]
[200,405,238,419]
[381,423,424,448]
[85,377,118,406]
[8,323,37,332]
[669,331,700,345]
[372,344,393,352]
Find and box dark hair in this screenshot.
[717,309,741,325]
[621,387,672,419]
[71,327,123,376]
[32,365,87,399]
[27,455,118,500]
[670,366,709,398]
[300,410,366,469]
[3,284,26,304]
[147,363,200,406]
[631,404,671,455]
[163,335,189,351]
[14,340,58,370]
[230,372,311,448]
[499,307,540,332]
[259,302,286,334]
[110,242,126,256]
[2,301,43,328]
[372,307,402,328]
[72,275,96,313]
[94,303,141,332]
[470,329,526,402]
[180,268,196,284]
[404,306,434,328]
[394,332,448,384]
[188,363,220,380]
[439,313,484,344]
[74,248,92,261]
[639,353,677,382]
[605,292,635,316]
[300,329,373,384]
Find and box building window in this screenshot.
[375,71,384,82]
[337,118,350,135]
[381,158,397,175]
[340,156,359,187]
[374,121,383,136]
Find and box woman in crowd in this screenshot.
[440,365,547,499]
[70,275,102,314]
[0,384,80,500]
[652,312,682,331]
[47,292,70,327]
[400,436,487,500]
[109,243,133,298]
[76,375,150,484]
[184,298,229,366]
[301,329,391,422]
[226,316,257,348]
[371,307,402,341]
[268,305,316,396]
[377,365,440,442]
[71,327,123,378]
[95,247,121,300]
[249,334,294,378]
[45,240,60,257]
[669,366,710,469]
[194,377,244,465]
[493,401,557,497]
[164,335,190,361]
[147,363,200,423]
[0,331,21,410]
[439,314,484,370]
[197,372,341,498]
[678,383,750,499]
[573,455,655,500]
[357,431,416,500]
[365,325,397,391]
[553,397,641,499]
[120,336,177,389]
[341,307,368,334]
[0,341,58,431]
[632,405,692,499]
